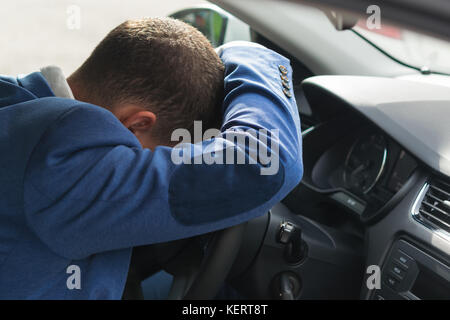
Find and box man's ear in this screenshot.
[121,110,157,134]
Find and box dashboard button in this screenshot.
[392,250,412,268]
[330,192,366,215]
[389,263,406,280]
[384,276,399,290]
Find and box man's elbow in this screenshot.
[282,156,303,193]
[241,154,303,208]
[280,133,304,193]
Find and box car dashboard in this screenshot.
[282,75,450,299]
[224,33,450,300]
[299,116,418,222]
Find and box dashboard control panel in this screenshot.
[372,240,450,300]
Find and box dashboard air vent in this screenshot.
[417,178,450,234]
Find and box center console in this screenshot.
[371,239,450,300]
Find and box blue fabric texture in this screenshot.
[0,43,303,299]
[141,271,173,300]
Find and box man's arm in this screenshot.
[24,42,303,260]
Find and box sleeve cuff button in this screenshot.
[283,88,292,98]
[279,65,288,75]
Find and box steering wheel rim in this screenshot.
[167,223,246,300]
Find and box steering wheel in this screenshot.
[166,223,246,300]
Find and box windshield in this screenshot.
[354,21,450,74]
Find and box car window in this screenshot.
[172,9,225,47]
[0,0,207,76]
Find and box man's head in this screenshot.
[68,17,224,149]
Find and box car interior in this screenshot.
[153,0,450,300]
[5,0,447,301]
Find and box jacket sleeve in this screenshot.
[23,42,303,260]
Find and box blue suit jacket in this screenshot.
[0,44,303,299]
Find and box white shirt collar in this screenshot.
[40,66,75,99]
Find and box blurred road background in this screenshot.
[0,0,207,76]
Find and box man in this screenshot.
[0,17,303,299]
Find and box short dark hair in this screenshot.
[70,17,224,142]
